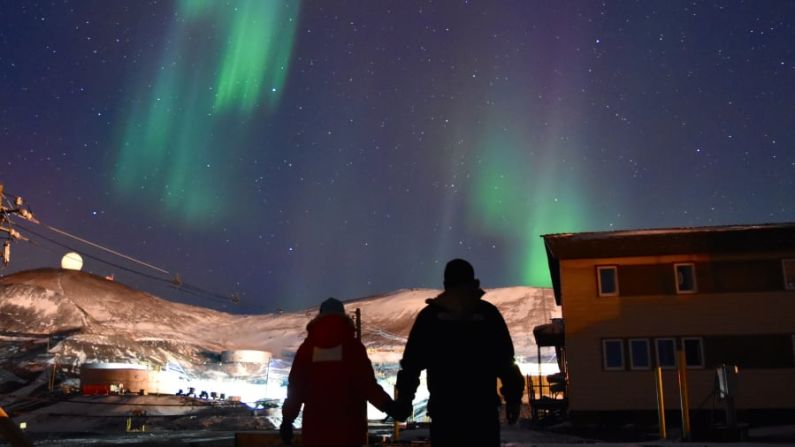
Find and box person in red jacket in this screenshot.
[280,297,396,446]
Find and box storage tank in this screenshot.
[221,350,271,364]
[80,363,150,395]
[220,350,271,379]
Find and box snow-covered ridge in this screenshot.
[0,269,560,372]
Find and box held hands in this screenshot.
[279,420,294,445]
[384,398,413,422]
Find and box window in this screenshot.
[783,259,795,290]
[597,266,619,296]
[629,339,651,370]
[603,339,624,370]
[675,263,697,294]
[683,337,704,368]
[655,338,677,369]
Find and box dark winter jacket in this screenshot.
[282,313,391,446]
[396,287,524,443]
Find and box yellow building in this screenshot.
[542,223,795,428]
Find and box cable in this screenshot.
[16,221,169,284]
[40,223,169,274]
[1,189,237,305]
[13,221,236,305]
[3,192,167,274]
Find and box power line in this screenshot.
[41,223,169,274]
[13,222,236,306]
[1,183,238,305]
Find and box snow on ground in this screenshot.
[3,270,567,434]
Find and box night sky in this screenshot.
[2,1,794,313]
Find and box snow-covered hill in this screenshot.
[0,269,559,384]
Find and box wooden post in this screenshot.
[677,350,691,441]
[654,366,667,440]
[393,386,400,443]
[48,362,57,392]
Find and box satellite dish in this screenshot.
[61,252,83,271]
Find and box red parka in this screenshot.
[282,313,391,446]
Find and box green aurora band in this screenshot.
[113,0,300,222]
[470,124,590,287]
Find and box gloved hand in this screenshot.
[386,398,413,421]
[505,400,521,425]
[381,399,397,421]
[279,420,294,445]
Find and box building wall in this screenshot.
[561,252,795,413]
[79,364,178,395]
[80,367,151,394]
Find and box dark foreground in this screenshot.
[8,423,795,446]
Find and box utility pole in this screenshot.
[0,183,37,446]
[0,183,36,266]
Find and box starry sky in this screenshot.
[1,0,794,313]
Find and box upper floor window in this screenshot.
[629,339,651,370]
[783,259,795,290]
[675,263,697,294]
[655,338,677,369]
[597,266,619,296]
[603,339,624,370]
[683,337,705,368]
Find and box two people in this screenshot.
[281,259,524,446]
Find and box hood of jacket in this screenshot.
[425,286,486,319]
[306,313,356,348]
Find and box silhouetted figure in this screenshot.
[393,258,525,446]
[281,297,398,446]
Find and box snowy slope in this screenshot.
[0,269,560,379]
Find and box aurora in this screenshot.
[113,0,300,223]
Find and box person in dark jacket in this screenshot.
[393,259,525,446]
[280,297,396,446]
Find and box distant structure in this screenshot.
[80,363,177,395]
[540,223,795,431]
[221,349,271,364]
[221,349,271,380]
[80,363,150,395]
[61,252,83,271]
